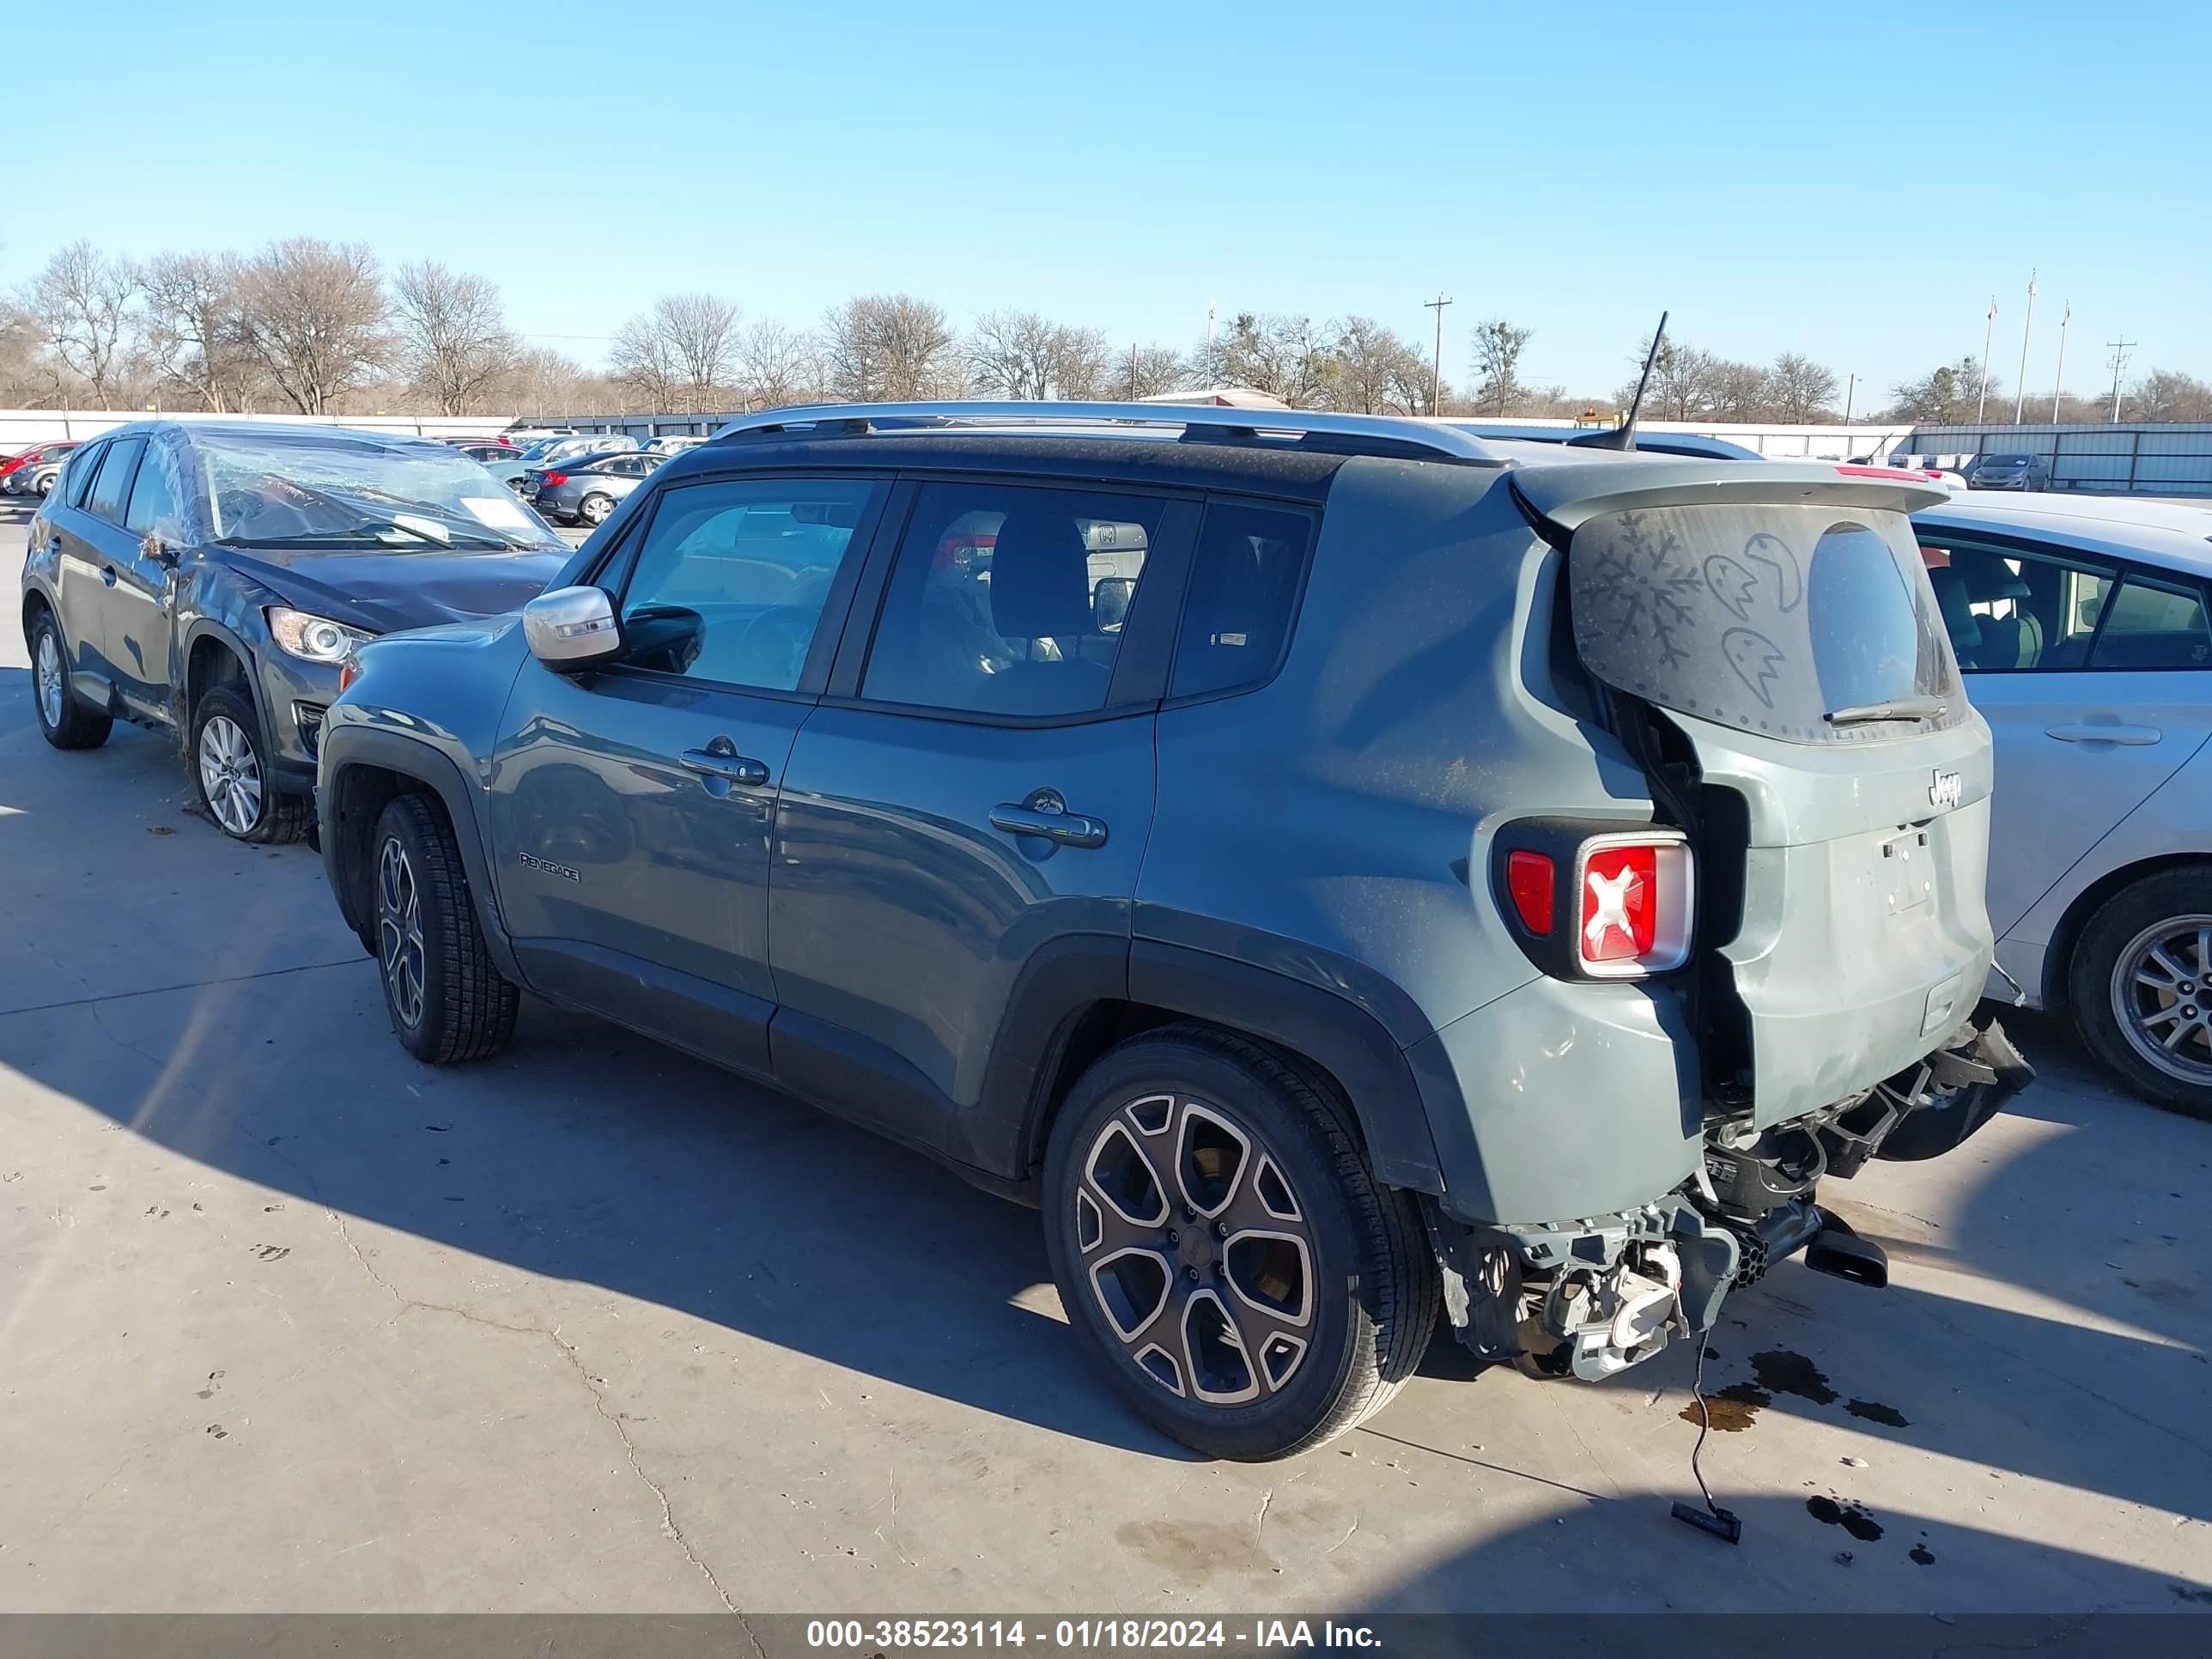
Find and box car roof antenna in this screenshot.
[1571,310,1668,452]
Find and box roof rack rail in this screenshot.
[708,400,1504,465]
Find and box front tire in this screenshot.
[371,793,520,1064]
[1042,1026,1438,1460]
[190,684,307,843]
[28,609,112,750]
[2070,867,2212,1118]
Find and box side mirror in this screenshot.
[1092,575,1135,630]
[523,586,621,671]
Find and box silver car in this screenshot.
[1968,452,2052,491]
[1916,494,2212,1114]
[532,450,664,526]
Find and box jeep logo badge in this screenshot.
[1929,769,1963,809]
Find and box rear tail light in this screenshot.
[1505,850,1556,934]
[540,471,568,488]
[1574,832,1694,978]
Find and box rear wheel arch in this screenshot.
[999,942,1447,1197]
[2044,854,2212,1012]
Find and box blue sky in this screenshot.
[9,0,2206,404]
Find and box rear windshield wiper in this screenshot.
[1826,696,1950,726]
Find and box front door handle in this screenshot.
[2046,722,2160,746]
[990,802,1109,848]
[679,748,770,787]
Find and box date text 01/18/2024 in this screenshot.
[804,1620,1385,1650]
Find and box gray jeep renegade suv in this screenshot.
[316,402,2030,1460]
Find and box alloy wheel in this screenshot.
[1074,1093,1316,1406]
[581,495,611,524]
[2113,914,2212,1085]
[197,715,264,835]
[378,836,427,1030]
[34,629,64,729]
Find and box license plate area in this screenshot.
[1881,826,1933,917]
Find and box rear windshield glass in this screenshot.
[1568,502,1963,744]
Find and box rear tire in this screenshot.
[578,492,614,526]
[1042,1025,1438,1460]
[2070,867,2212,1119]
[28,608,112,750]
[371,793,520,1064]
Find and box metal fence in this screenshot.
[0,410,504,449]
[1899,422,2212,495]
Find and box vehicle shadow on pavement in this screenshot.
[0,918,1191,1461]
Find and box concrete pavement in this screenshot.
[3,506,2208,1613]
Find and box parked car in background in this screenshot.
[12,452,75,499]
[2,441,80,495]
[532,450,665,525]
[313,400,2023,1459]
[1916,494,2212,1114]
[489,434,643,495]
[19,422,568,842]
[647,434,708,455]
[1968,453,2052,491]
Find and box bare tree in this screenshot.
[391,261,518,416]
[1884,357,1994,425]
[1765,351,1839,422]
[609,294,739,412]
[138,251,258,411]
[24,240,137,407]
[1109,343,1188,401]
[1703,356,1771,421]
[2124,369,2212,422]
[733,318,822,410]
[822,294,957,401]
[1621,334,1717,421]
[1326,316,1431,415]
[1194,313,1336,406]
[237,239,389,415]
[965,310,1110,399]
[1469,318,1533,416]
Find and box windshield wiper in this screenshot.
[1826,696,1950,726]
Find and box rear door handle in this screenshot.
[679,748,770,786]
[990,803,1109,848]
[2045,722,2160,746]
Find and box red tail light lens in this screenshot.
[1505,850,1555,934]
[541,471,568,488]
[1574,833,1694,978]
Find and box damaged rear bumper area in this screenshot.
[1424,1016,2034,1382]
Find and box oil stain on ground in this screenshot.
[1806,1496,1884,1541]
[1679,1348,1842,1431]
[1847,1398,1911,1427]
[1910,1543,1936,1565]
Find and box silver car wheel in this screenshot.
[580,493,612,525]
[2112,914,2212,1085]
[196,714,264,836]
[377,836,427,1030]
[34,629,64,729]
[1075,1093,1315,1405]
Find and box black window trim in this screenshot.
[1930,526,2209,676]
[574,468,896,703]
[822,470,1202,730]
[1158,490,1325,711]
[61,439,109,510]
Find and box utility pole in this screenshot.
[2012,270,2036,424]
[2106,337,2136,422]
[2050,302,2070,422]
[1978,295,1997,422]
[1424,293,1454,417]
[1844,373,1855,426]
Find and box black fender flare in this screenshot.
[964,938,1450,1195]
[317,726,523,984]
[179,617,275,747]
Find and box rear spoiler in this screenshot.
[1509,459,1951,535]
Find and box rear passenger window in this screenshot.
[63,442,106,508]
[2092,577,2211,669]
[860,481,1164,719]
[85,437,144,523]
[615,477,882,690]
[1171,501,1315,699]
